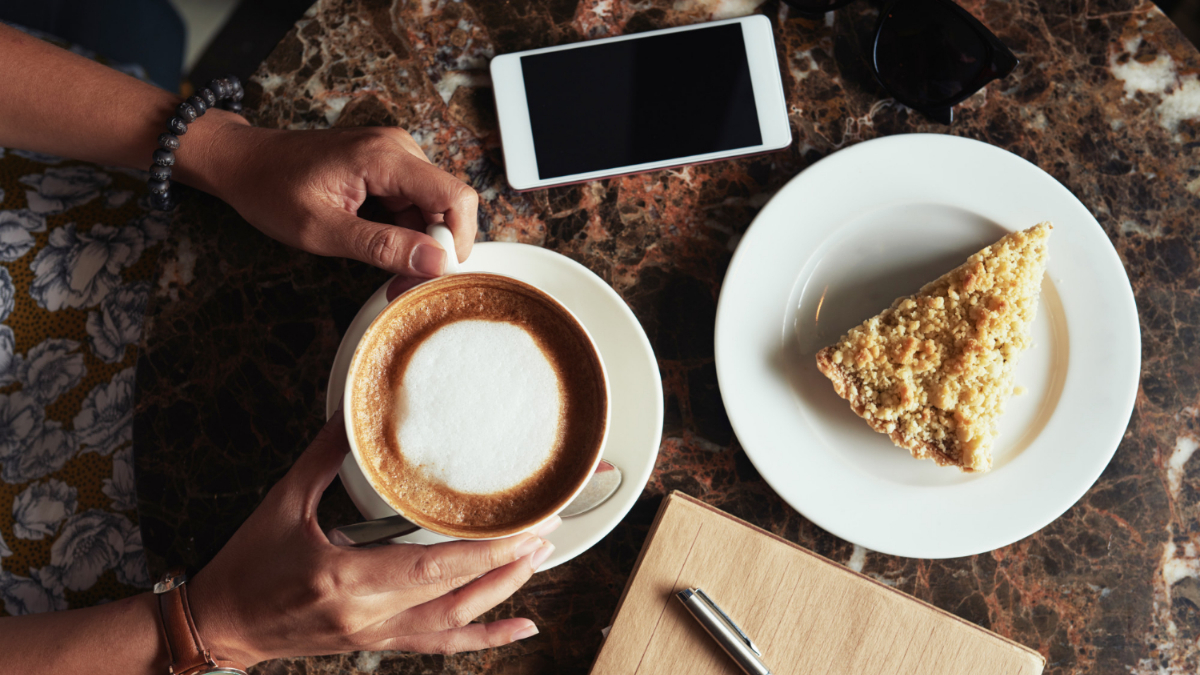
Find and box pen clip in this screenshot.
[694,588,762,657]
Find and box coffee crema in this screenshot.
[348,274,608,538]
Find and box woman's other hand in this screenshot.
[186,415,555,665]
[194,119,478,284]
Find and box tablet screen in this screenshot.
[520,23,763,180]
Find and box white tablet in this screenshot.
[490,16,792,191]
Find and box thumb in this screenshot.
[286,413,352,520]
[332,211,450,277]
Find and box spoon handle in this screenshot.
[332,460,622,546]
[329,515,421,547]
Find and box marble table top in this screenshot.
[133,0,1200,673]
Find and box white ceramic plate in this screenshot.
[715,134,1140,559]
[326,243,663,570]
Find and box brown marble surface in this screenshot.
[133,0,1200,673]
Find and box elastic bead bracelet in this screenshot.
[148,75,245,211]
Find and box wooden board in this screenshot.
[590,493,1044,675]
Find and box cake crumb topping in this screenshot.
[815,222,1052,472]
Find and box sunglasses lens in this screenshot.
[781,0,858,14]
[874,0,989,106]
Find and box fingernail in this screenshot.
[530,543,555,571]
[512,623,539,641]
[514,535,542,558]
[534,516,562,538]
[411,243,445,277]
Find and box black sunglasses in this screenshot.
[782,0,1018,124]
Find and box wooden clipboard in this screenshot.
[589,492,1045,675]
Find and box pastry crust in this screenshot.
[815,223,1052,472]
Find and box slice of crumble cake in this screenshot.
[815,223,1051,473]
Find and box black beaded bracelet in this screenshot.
[147,75,245,211]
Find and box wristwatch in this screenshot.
[153,569,249,675]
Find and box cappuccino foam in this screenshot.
[348,274,608,538]
[397,320,563,494]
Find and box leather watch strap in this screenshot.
[157,583,247,675]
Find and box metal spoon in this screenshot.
[558,460,621,517]
[331,460,623,547]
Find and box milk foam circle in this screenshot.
[396,319,564,494]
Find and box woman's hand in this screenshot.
[186,415,556,665]
[0,24,478,285]
[189,115,478,284]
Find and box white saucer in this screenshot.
[715,134,1140,559]
[326,243,663,570]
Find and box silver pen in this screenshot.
[676,588,773,675]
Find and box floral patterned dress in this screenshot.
[0,148,162,615]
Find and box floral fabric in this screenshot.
[0,147,162,616]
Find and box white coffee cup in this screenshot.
[342,225,610,539]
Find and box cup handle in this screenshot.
[428,223,461,274]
